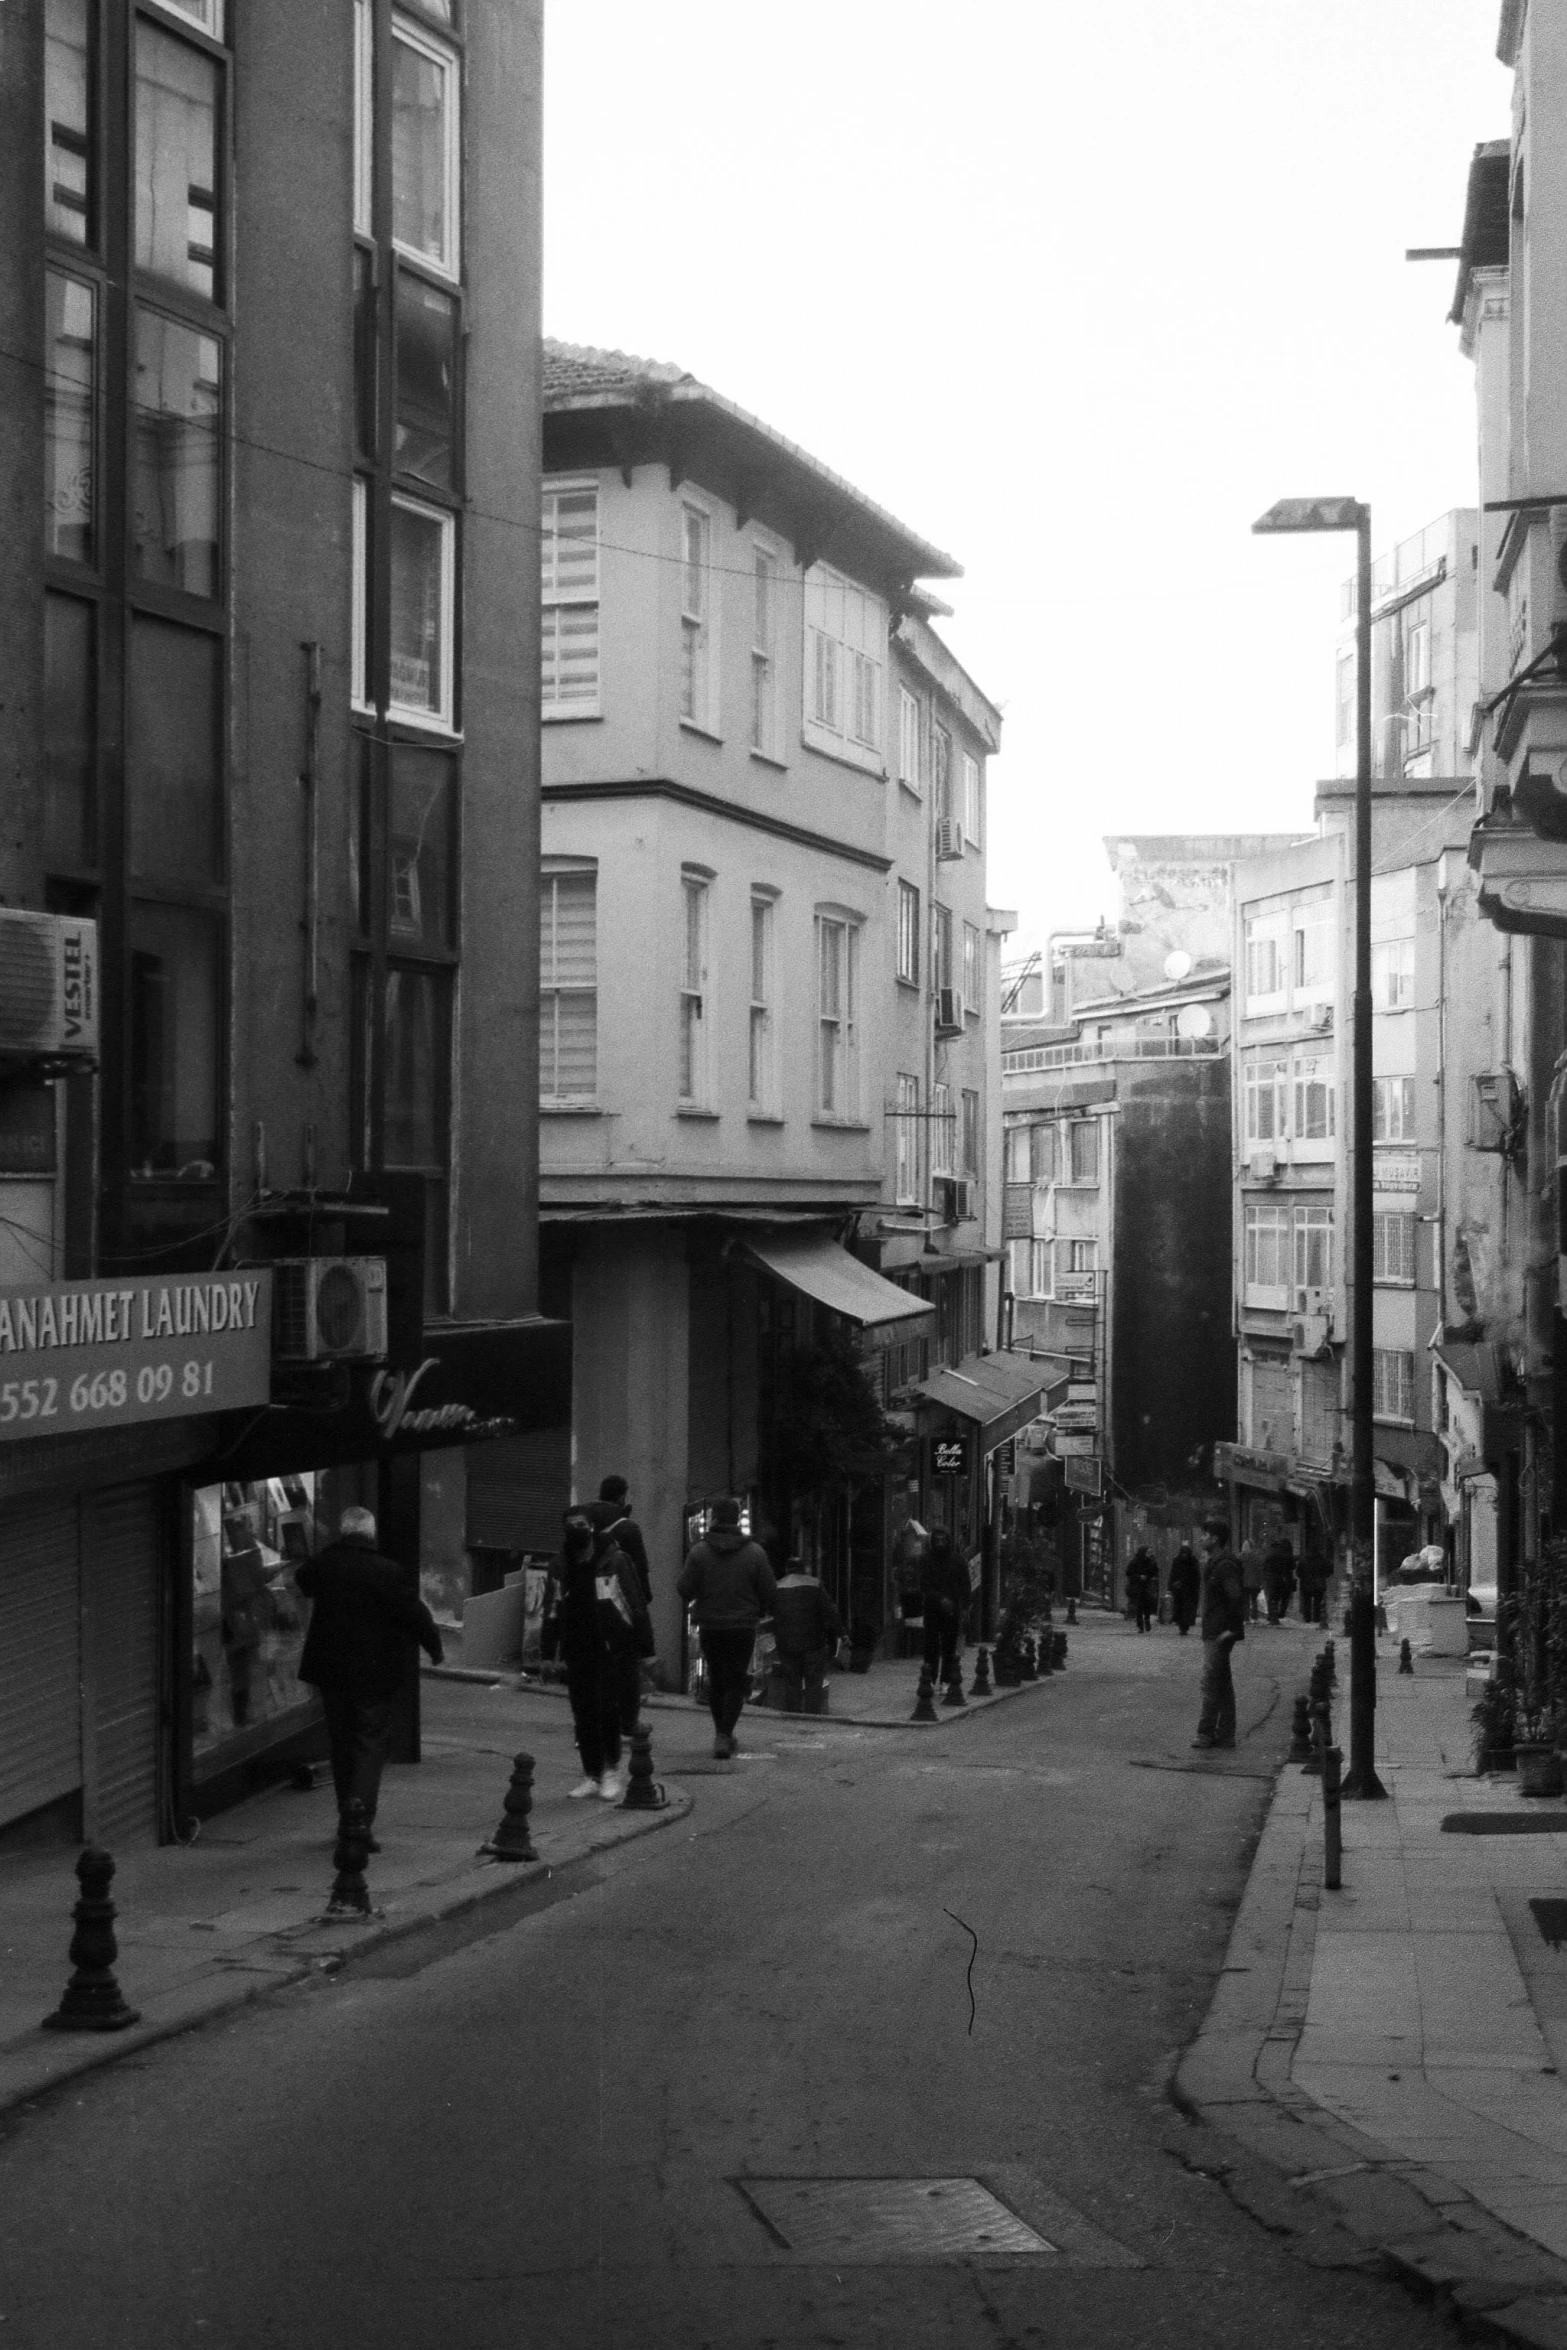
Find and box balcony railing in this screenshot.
[1003,1034,1222,1075]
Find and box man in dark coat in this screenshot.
[1167,1543,1201,1636]
[678,1498,776,1759]
[296,1506,444,1845]
[1262,1531,1295,1624]
[540,1508,652,1799]
[771,1557,845,1712]
[919,1526,973,1687]
[1126,1545,1160,1633]
[588,1474,651,1604]
[1193,1517,1246,1751]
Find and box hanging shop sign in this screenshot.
[0,1271,273,1441]
[1065,1455,1103,1496]
[1053,1432,1097,1458]
[933,1436,971,1479]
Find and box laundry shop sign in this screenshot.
[0,1271,273,1439]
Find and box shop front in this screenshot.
[911,1349,1047,1637]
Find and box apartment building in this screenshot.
[1332,510,1480,786]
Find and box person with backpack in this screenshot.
[540,1506,653,1801]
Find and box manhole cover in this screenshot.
[1531,1898,1567,1948]
[1442,1813,1567,1835]
[737,2177,1053,2260]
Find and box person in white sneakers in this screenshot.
[540,1507,653,1801]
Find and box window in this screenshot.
[1244,915,1286,1008]
[134,19,220,303]
[541,481,599,714]
[539,865,597,1103]
[128,904,221,1180]
[897,880,920,986]
[388,747,454,952]
[1057,1239,1097,1299]
[895,1074,920,1203]
[44,272,95,566]
[961,1089,980,1179]
[962,921,981,1012]
[1335,649,1354,756]
[1373,1076,1416,1142]
[1405,619,1431,698]
[933,724,952,823]
[1244,1202,1291,1304]
[351,479,370,709]
[816,914,860,1117]
[1032,1123,1058,1184]
[898,689,921,793]
[353,0,373,235]
[1292,1053,1335,1145]
[1372,1348,1415,1424]
[131,308,222,600]
[803,565,885,771]
[1007,1239,1051,1300]
[45,0,94,246]
[1293,897,1333,998]
[932,1082,954,1177]
[382,964,450,1169]
[1372,937,1415,1010]
[678,874,709,1103]
[44,594,95,871]
[388,493,454,725]
[932,903,953,995]
[751,546,779,758]
[391,14,459,278]
[1004,1124,1031,1182]
[395,270,458,490]
[128,618,222,887]
[1243,1055,1287,1145]
[1293,1205,1333,1306]
[1373,1211,1417,1284]
[680,505,714,731]
[962,752,982,846]
[749,894,775,1112]
[1068,1121,1099,1185]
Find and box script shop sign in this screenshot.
[0,1271,273,1440]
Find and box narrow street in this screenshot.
[0,1619,1457,2350]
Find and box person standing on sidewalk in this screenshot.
[919,1526,973,1687]
[296,1506,445,1850]
[540,1507,652,1801]
[1239,1534,1263,1624]
[588,1474,652,1605]
[1262,1531,1294,1625]
[678,1498,776,1759]
[771,1557,845,1712]
[1167,1540,1201,1636]
[1192,1518,1246,1751]
[1126,1545,1160,1634]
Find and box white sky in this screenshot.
[542,1,1513,966]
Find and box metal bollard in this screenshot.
[1021,1637,1038,1682]
[970,1647,993,1697]
[42,1848,140,2034]
[1323,1744,1343,1890]
[620,1720,668,1811]
[1303,1696,1330,1778]
[941,1664,968,1707]
[1398,1638,1414,1676]
[1287,1693,1313,1762]
[1066,1594,1078,1625]
[1052,1631,1068,1669]
[1324,1638,1337,1687]
[479,1751,539,1861]
[911,1666,939,1723]
[322,1798,374,1917]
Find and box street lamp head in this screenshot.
[1252,496,1367,536]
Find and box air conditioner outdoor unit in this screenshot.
[952,1178,975,1221]
[935,820,964,862]
[0,911,98,1063]
[935,987,965,1035]
[272,1257,389,1363]
[1248,1147,1278,1182]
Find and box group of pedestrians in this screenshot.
[1125,1541,1201,1635]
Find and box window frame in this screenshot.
[1372,1209,1417,1286]
[386,488,456,730]
[540,474,601,721]
[961,1087,980,1180]
[749,538,783,764]
[814,910,862,1121]
[961,751,982,847]
[962,920,981,1015]
[1243,1053,1287,1146]
[1372,1346,1416,1426]
[1292,1203,1333,1308]
[389,9,462,285]
[802,563,885,776]
[1243,913,1287,1011]
[538,859,598,1107]
[1066,1120,1099,1187]
[1291,1050,1336,1152]
[1372,935,1415,1011]
[678,869,711,1106]
[1243,1200,1291,1308]
[748,889,777,1116]
[1373,1074,1417,1142]
[895,1072,920,1205]
[897,687,922,796]
[896,878,921,988]
[679,499,718,737]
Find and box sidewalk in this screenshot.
[0,1676,691,2119]
[1180,1638,1567,2346]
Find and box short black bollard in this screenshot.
[1066,1594,1078,1625]
[322,1798,374,1916]
[970,1647,994,1697]
[1037,1630,1055,1675]
[1021,1637,1038,1682]
[1398,1638,1414,1676]
[1052,1631,1068,1669]
[1323,1744,1343,1890]
[480,1750,539,1861]
[1324,1638,1337,1687]
[42,1847,140,2034]
[620,1720,668,1811]
[911,1666,939,1723]
[1288,1694,1313,1762]
[941,1665,968,1708]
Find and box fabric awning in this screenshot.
[740,1232,935,1342]
[911,1349,1047,1452]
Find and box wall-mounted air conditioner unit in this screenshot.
[0,911,98,1063]
[1248,1147,1278,1182]
[952,1178,975,1221]
[935,987,965,1035]
[935,820,964,862]
[273,1257,389,1363]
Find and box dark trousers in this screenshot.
[701,1628,755,1735]
[1134,1595,1155,1632]
[566,1658,624,1781]
[778,1646,828,1711]
[922,1605,960,1682]
[1197,1638,1236,1744]
[319,1689,395,1825]
[1300,1586,1323,1624]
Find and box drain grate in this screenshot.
[1531,1898,1567,1948]
[737,2176,1052,2260]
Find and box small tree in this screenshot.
[771,1320,900,1578]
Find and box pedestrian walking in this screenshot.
[1192,1518,1246,1751]
[1239,1535,1264,1623]
[771,1557,845,1712]
[919,1526,973,1685]
[677,1498,776,1759]
[1167,1541,1201,1636]
[540,1506,653,1801]
[587,1474,652,1604]
[1126,1545,1160,1633]
[1262,1531,1294,1625]
[295,1506,445,1849]
[1297,1543,1327,1625]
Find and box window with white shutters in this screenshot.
[541,481,600,713]
[803,563,885,773]
[895,1073,920,1203]
[539,863,597,1101]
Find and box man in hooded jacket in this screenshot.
[296,1505,444,1846]
[541,1507,652,1800]
[677,1498,776,1758]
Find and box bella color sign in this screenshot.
[0,1271,273,1440]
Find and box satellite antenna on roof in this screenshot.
[1163,950,1193,982]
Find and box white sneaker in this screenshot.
[567,1775,599,1799]
[596,1770,624,1802]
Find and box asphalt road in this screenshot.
[0,1616,1457,2350]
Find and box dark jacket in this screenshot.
[918,1541,972,1619]
[541,1532,650,1670]
[1199,1546,1247,1643]
[1126,1549,1159,1598]
[1167,1547,1201,1620]
[771,1572,845,1658]
[586,1501,651,1603]
[677,1526,776,1629]
[296,1534,444,1700]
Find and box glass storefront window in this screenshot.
[134,20,220,302]
[44,272,95,565]
[131,308,222,599]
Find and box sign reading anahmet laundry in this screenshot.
[0,1271,273,1440]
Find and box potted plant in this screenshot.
[1470,1669,1515,1775]
[1513,1699,1563,1797]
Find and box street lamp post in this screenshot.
[1252,497,1386,1799]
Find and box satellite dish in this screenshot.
[1176,1004,1213,1040]
[1163,950,1193,982]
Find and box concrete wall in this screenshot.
[0,1,44,904]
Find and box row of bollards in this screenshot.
[910,1630,1067,1720]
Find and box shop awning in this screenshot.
[911,1349,1047,1452]
[739,1232,935,1341]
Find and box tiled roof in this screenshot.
[542,341,690,399]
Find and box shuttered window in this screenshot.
[0,1495,82,1831]
[1248,1353,1293,1453]
[1299,1358,1340,1467]
[539,864,597,1101]
[541,483,599,712]
[84,1483,161,1846]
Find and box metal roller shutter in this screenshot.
[0,1494,82,1831]
[84,1483,162,1847]
[1248,1354,1294,1454]
[1299,1359,1341,1467]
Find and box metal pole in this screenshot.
[1344,505,1387,1798]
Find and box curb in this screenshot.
[1174,1767,1567,2344]
[423,1663,1054,1732]
[0,1788,691,2122]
